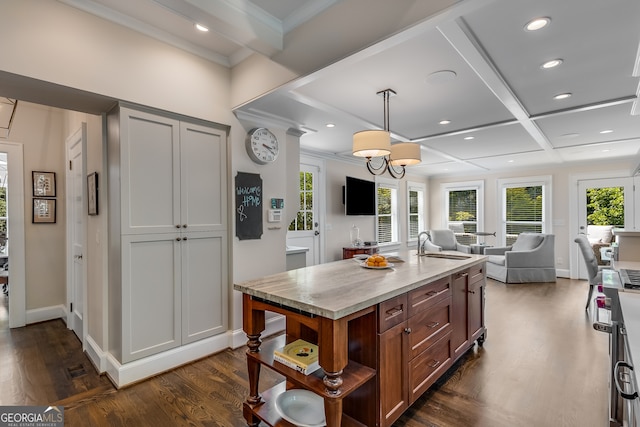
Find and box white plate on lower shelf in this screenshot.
[274,389,326,427]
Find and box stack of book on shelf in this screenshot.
[273,339,320,375]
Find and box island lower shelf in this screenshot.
[247,334,376,398]
[246,382,366,427]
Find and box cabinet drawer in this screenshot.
[469,264,484,285]
[408,276,451,316]
[409,333,452,403]
[378,294,408,333]
[408,296,451,359]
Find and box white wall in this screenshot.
[322,157,428,261]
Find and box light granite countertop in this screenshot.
[234,250,486,320]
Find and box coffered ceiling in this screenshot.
[61,0,640,177]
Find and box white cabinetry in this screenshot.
[109,105,228,364]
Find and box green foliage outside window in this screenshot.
[289,171,314,231]
[586,187,624,227]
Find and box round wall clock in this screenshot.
[246,128,279,164]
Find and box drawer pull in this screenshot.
[386,305,404,317]
[426,290,438,297]
[427,321,440,329]
[427,359,441,368]
[404,327,412,334]
[468,290,476,294]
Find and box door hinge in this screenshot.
[69,160,72,171]
[70,302,73,312]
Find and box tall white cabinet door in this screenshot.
[120,108,181,235]
[121,234,181,363]
[181,231,228,344]
[180,122,227,233]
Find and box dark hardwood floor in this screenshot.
[0,278,609,426]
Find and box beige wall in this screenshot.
[7,102,65,310]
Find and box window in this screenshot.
[288,170,313,231]
[442,181,484,245]
[498,176,552,246]
[376,179,398,245]
[407,181,425,241]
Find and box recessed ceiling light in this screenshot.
[560,132,580,139]
[326,123,335,128]
[541,59,563,69]
[439,120,451,125]
[507,160,515,163]
[464,136,474,140]
[525,17,551,31]
[195,23,209,32]
[602,149,611,153]
[426,70,457,85]
[600,129,613,134]
[553,93,572,100]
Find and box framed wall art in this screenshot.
[32,171,56,197]
[87,172,98,215]
[33,198,56,224]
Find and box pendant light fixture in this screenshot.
[352,89,421,179]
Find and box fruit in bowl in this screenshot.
[366,254,387,267]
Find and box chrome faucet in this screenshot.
[417,231,429,255]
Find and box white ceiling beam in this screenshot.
[438,18,562,163]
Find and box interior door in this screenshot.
[287,162,321,266]
[577,177,633,278]
[66,125,86,342]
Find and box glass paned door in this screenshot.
[287,163,321,266]
[577,178,633,277]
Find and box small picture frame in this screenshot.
[32,171,56,197]
[87,172,98,215]
[33,198,56,224]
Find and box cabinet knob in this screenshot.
[176,237,182,241]
[183,224,188,228]
[183,237,188,241]
[468,290,476,294]
[176,225,181,229]
[404,327,412,334]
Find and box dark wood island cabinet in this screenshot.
[234,251,486,427]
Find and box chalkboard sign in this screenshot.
[235,172,263,240]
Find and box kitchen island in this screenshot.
[234,250,487,427]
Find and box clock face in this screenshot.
[246,128,279,164]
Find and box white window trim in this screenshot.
[376,176,400,247]
[406,180,426,243]
[496,175,553,245]
[441,180,485,238]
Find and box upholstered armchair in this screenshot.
[423,229,471,253]
[485,233,556,283]
[587,225,614,265]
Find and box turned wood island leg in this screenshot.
[242,294,266,427]
[319,317,348,426]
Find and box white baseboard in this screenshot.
[556,269,570,278]
[26,304,66,324]
[85,334,107,373]
[230,314,286,349]
[105,332,231,388]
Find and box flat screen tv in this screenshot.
[344,176,376,216]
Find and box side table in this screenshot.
[470,244,491,255]
[343,245,379,259]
